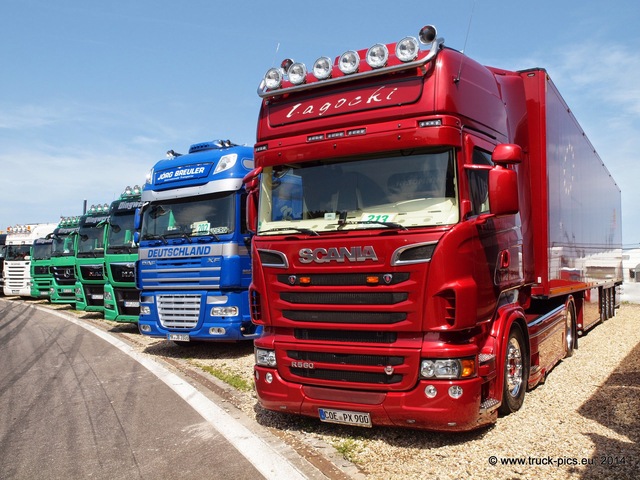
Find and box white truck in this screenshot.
[3,223,57,296]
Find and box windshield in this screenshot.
[141,192,235,240]
[52,232,76,257]
[107,211,137,252]
[77,223,106,255]
[5,245,31,261]
[32,242,53,260]
[257,149,458,234]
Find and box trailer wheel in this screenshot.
[499,324,528,415]
[564,300,576,358]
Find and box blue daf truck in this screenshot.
[136,140,259,344]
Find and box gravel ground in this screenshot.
[34,300,640,480]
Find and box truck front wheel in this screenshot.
[499,324,528,415]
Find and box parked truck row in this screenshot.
[0,22,624,432]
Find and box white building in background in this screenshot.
[621,249,640,303]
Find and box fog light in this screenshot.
[265,372,273,384]
[449,385,463,399]
[139,324,151,333]
[425,385,437,398]
[209,327,226,335]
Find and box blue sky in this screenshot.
[1,0,639,246]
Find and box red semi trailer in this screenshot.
[245,24,622,431]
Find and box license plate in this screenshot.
[168,333,190,342]
[124,301,140,307]
[62,288,73,293]
[319,408,372,428]
[92,293,104,300]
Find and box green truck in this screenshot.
[49,217,80,305]
[74,204,109,312]
[30,236,54,298]
[103,186,142,322]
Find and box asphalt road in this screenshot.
[0,299,316,480]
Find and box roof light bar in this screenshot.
[258,24,443,97]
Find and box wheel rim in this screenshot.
[505,337,523,397]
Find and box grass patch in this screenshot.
[191,361,252,392]
[332,437,365,463]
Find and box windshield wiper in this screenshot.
[162,231,192,243]
[143,234,168,245]
[336,220,408,230]
[260,227,319,236]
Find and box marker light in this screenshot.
[280,58,294,72]
[264,67,283,90]
[339,50,360,74]
[395,36,420,62]
[288,62,307,85]
[366,43,389,69]
[313,56,332,80]
[214,153,238,174]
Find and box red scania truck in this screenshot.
[246,24,622,431]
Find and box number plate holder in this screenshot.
[318,408,372,428]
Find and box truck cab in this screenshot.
[103,186,143,322]
[136,140,260,343]
[3,224,57,297]
[30,237,54,298]
[74,205,109,312]
[49,217,80,305]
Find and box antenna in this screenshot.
[272,42,280,67]
[455,0,476,83]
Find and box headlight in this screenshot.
[338,50,360,74]
[395,36,420,62]
[140,306,151,315]
[211,306,239,317]
[288,62,307,85]
[420,358,475,379]
[104,291,112,301]
[366,43,388,68]
[255,348,277,367]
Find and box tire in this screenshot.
[564,300,576,358]
[499,323,528,415]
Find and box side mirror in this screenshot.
[243,167,262,234]
[134,207,141,231]
[492,144,522,165]
[489,165,519,216]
